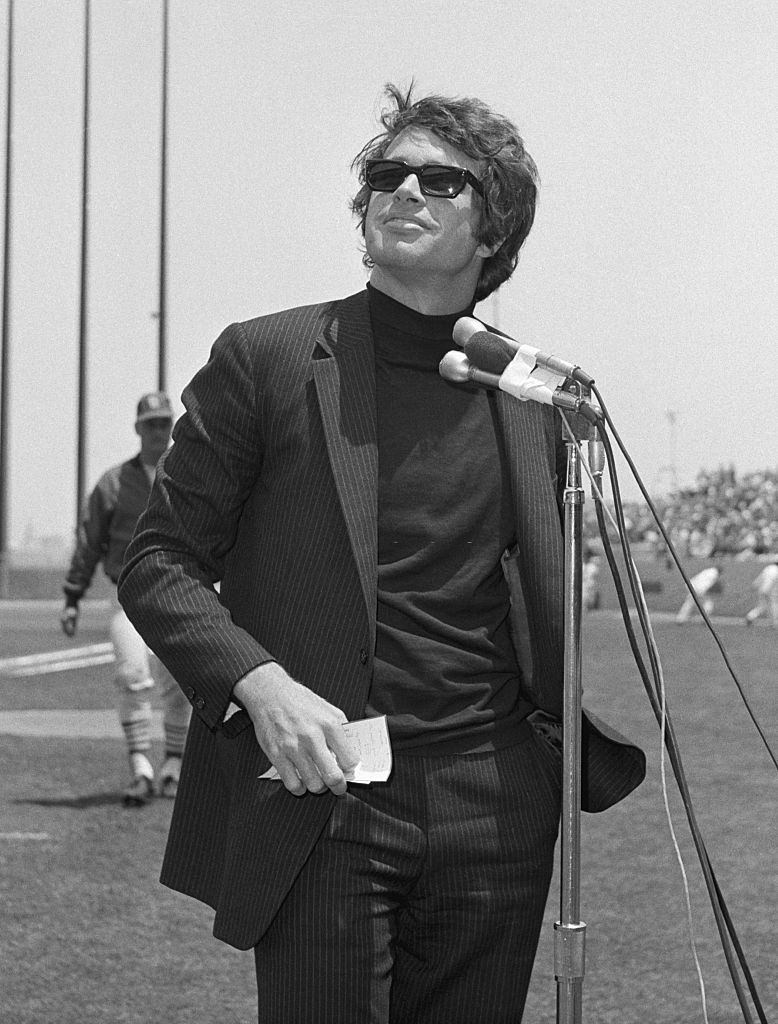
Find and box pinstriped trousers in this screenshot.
[253,731,561,1023]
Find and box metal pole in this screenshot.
[0,0,15,599]
[76,0,90,536]
[157,0,168,391]
[555,418,587,1023]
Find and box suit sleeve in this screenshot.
[118,322,274,730]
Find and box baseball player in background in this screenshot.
[60,392,191,806]
[744,558,778,628]
[675,563,724,623]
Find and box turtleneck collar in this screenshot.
[367,283,476,371]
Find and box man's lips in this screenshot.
[383,214,426,228]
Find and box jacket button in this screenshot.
[184,686,195,700]
[359,648,368,665]
[194,697,206,710]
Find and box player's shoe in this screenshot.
[122,773,154,807]
[158,756,182,799]
[123,752,155,807]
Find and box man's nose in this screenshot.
[393,171,425,201]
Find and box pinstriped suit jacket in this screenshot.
[119,288,644,951]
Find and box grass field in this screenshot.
[1,561,776,1023]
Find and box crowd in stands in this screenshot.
[621,466,778,558]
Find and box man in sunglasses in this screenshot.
[120,83,643,1023]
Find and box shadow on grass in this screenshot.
[13,792,126,809]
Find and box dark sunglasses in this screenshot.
[365,159,484,198]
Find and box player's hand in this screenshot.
[233,662,359,797]
[60,605,79,637]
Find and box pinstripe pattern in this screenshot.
[495,395,645,811]
[254,735,559,1024]
[495,392,567,715]
[121,293,378,947]
[118,288,644,954]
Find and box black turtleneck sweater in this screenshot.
[365,284,533,755]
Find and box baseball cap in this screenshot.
[136,391,174,423]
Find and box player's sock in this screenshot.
[163,720,188,760]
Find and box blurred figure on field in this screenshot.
[582,545,601,611]
[744,559,778,628]
[60,392,190,806]
[675,563,723,623]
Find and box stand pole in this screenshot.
[556,434,586,1023]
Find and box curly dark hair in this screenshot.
[351,83,539,302]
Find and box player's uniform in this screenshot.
[745,562,778,627]
[64,455,190,804]
[675,565,722,623]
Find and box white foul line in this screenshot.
[0,832,52,841]
[0,644,115,677]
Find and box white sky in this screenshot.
[3,0,777,546]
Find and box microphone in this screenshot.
[463,330,515,376]
[440,347,600,424]
[453,317,594,387]
[438,349,501,390]
[447,331,600,425]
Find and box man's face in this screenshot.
[364,127,494,304]
[136,417,173,462]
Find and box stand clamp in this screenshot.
[554,920,587,980]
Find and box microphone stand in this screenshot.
[555,394,595,1024]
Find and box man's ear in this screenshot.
[475,238,503,259]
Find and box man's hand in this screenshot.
[60,605,79,637]
[233,662,359,797]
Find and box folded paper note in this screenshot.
[258,714,393,785]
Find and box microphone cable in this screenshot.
[590,384,777,774]
[559,400,770,1023]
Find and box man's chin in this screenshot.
[368,242,427,272]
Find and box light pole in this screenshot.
[76,0,91,539]
[0,0,15,598]
[158,0,168,391]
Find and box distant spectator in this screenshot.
[675,564,723,623]
[744,559,778,628]
[620,465,778,559]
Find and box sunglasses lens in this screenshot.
[366,161,406,191]
[419,166,464,196]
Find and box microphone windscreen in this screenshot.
[464,331,514,376]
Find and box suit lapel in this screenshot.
[494,389,560,538]
[494,389,567,711]
[493,391,540,681]
[313,292,378,648]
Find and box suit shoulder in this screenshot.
[235,290,368,344]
